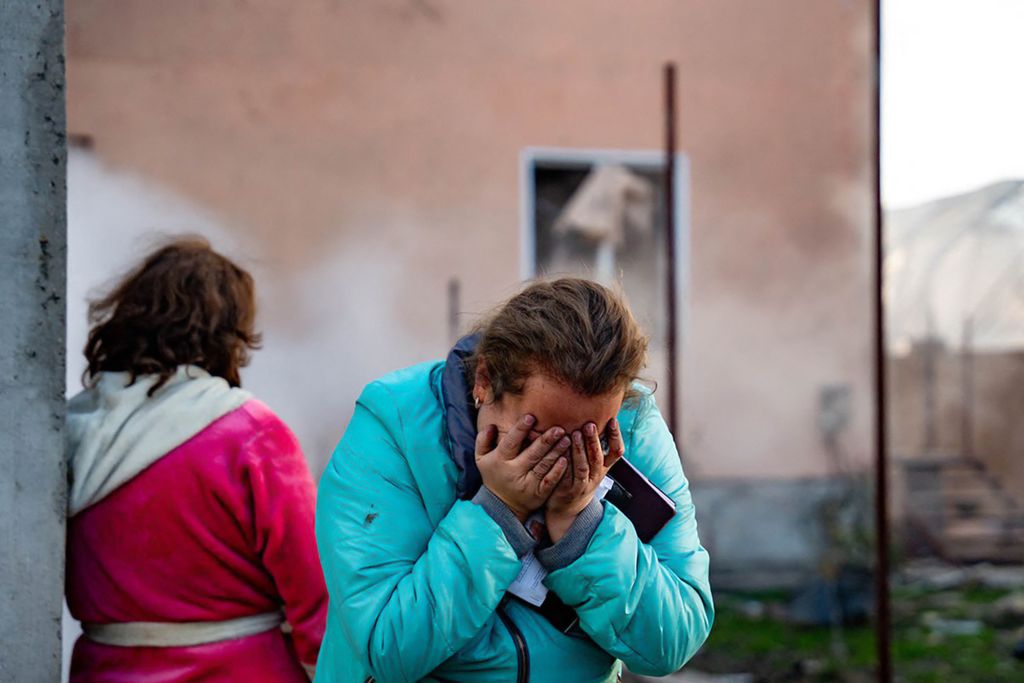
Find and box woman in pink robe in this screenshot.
[65,238,327,682]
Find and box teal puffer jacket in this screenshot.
[314,359,713,683]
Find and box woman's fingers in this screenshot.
[582,422,602,479]
[604,417,625,468]
[485,415,622,505]
[496,414,537,459]
[519,425,565,468]
[474,424,498,457]
[538,456,569,497]
[532,435,570,477]
[571,429,589,485]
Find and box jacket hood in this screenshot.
[441,334,482,499]
[66,365,251,516]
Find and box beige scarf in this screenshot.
[66,365,251,516]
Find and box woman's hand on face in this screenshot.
[544,417,624,542]
[475,414,571,522]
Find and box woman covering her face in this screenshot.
[66,238,327,682]
[315,278,713,682]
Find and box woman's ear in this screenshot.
[473,361,491,403]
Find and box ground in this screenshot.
[627,564,1024,682]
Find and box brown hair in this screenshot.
[84,237,261,394]
[470,278,648,401]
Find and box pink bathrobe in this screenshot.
[65,369,327,682]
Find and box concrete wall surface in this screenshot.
[693,477,871,590]
[0,1,68,680]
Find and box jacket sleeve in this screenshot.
[316,381,524,683]
[542,398,714,676]
[243,409,329,666]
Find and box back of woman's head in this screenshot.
[471,278,649,400]
[84,237,261,392]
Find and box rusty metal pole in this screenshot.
[664,62,679,440]
[871,0,893,680]
[961,317,975,459]
[448,277,461,345]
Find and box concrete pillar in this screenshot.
[0,1,67,681]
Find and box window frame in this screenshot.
[518,146,693,346]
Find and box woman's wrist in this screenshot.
[472,487,538,558]
[484,485,531,523]
[544,507,581,543]
[537,498,604,570]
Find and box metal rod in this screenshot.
[961,317,974,459]
[871,0,893,679]
[664,62,679,439]
[922,332,939,452]
[448,277,461,344]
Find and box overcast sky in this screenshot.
[883,0,1024,209]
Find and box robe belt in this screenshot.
[82,611,284,648]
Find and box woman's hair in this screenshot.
[83,237,261,394]
[470,278,649,401]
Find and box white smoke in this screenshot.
[63,148,429,678]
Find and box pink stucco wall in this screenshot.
[66,0,874,479]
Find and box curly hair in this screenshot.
[470,278,649,401]
[83,237,261,394]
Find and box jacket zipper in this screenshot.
[497,603,529,683]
